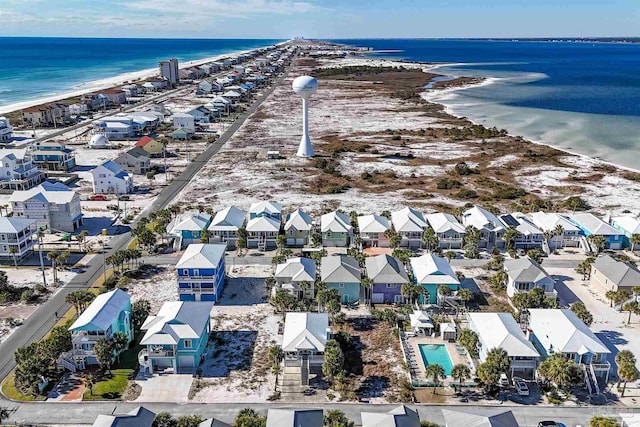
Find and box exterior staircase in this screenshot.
[280,366,308,393]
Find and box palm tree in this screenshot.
[267,345,284,391]
[112,332,129,363]
[587,235,607,254]
[503,227,518,251]
[9,247,18,269]
[36,227,47,287]
[605,290,618,308]
[457,288,474,310]
[553,224,565,249]
[361,277,372,307]
[615,350,636,388]
[618,361,639,397]
[199,229,211,244]
[76,230,88,251]
[47,251,59,283]
[630,234,640,252]
[451,364,471,387]
[85,374,96,396]
[425,363,446,394]
[623,301,639,325]
[421,227,439,252]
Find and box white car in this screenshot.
[499,373,510,387]
[515,379,529,396]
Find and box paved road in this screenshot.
[3,400,636,426]
[141,254,273,266]
[0,61,293,394]
[450,258,580,269]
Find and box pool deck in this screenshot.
[408,335,471,381]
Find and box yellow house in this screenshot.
[135,136,164,157]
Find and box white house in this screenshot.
[92,407,155,427]
[500,213,544,250]
[91,160,134,194]
[528,211,581,248]
[442,410,520,427]
[275,257,316,299]
[361,405,421,427]
[266,409,323,427]
[0,150,46,191]
[172,113,196,133]
[248,201,282,221]
[281,312,330,385]
[462,205,506,249]
[0,217,37,262]
[0,116,13,142]
[611,215,640,250]
[10,181,83,232]
[358,214,391,248]
[246,216,280,250]
[528,309,611,380]
[503,257,556,299]
[391,207,427,249]
[284,209,313,247]
[208,206,247,249]
[467,312,540,379]
[425,212,466,249]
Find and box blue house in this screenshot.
[168,212,212,248]
[569,213,624,250]
[611,215,640,249]
[176,243,226,302]
[248,201,282,221]
[65,289,133,371]
[321,255,361,303]
[139,301,212,374]
[410,254,460,305]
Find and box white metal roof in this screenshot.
[281,312,328,352]
[528,309,610,355]
[208,206,246,231]
[320,211,351,233]
[140,301,212,346]
[442,409,520,427]
[92,406,155,427]
[612,215,640,234]
[366,254,408,284]
[10,181,77,204]
[249,200,282,215]
[176,244,226,269]
[462,205,505,232]
[410,254,459,285]
[527,211,580,233]
[69,289,130,332]
[361,405,420,427]
[266,409,323,427]
[284,209,313,231]
[425,212,465,234]
[358,214,390,234]
[502,213,543,236]
[169,213,211,234]
[275,257,316,282]
[409,311,434,330]
[569,213,621,236]
[391,207,427,233]
[0,217,36,233]
[468,312,539,359]
[246,216,280,232]
[321,254,361,283]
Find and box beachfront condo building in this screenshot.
[159,58,179,85]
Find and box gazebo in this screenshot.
[441,322,457,341]
[409,310,434,335]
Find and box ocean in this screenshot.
[332,39,640,170]
[0,37,283,107]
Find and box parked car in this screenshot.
[499,373,510,387]
[538,422,566,427]
[514,379,529,396]
[90,195,107,201]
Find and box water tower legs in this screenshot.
[296,98,315,157]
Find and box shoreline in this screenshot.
[0,43,285,116]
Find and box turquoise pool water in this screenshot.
[418,344,454,376]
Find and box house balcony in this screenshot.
[146,347,175,358]
[72,331,108,342]
[589,362,611,373]
[510,358,538,371]
[179,275,217,281]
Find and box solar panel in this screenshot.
[501,214,520,227]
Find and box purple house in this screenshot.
[366,254,409,304]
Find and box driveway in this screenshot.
[134,373,193,403]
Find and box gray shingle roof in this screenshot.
[321,255,361,283]
[593,254,640,287]
[366,254,409,284]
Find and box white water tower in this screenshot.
[292,75,318,157]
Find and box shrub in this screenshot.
[20,289,34,303]
[493,186,526,199]
[456,188,479,199]
[436,177,461,190]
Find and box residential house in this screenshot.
[179,69,196,81]
[358,214,390,248]
[590,254,640,296]
[188,106,214,123]
[320,211,352,247]
[29,141,76,171]
[91,160,134,194]
[361,405,421,427]
[249,200,283,221]
[168,212,212,247]
[281,312,330,385]
[172,127,193,140]
[94,117,137,139]
[284,208,313,247]
[81,93,109,111]
[115,147,151,175]
[210,96,232,113]
[66,289,133,370]
[172,113,196,133]
[246,216,280,250]
[0,217,37,262]
[410,253,460,304]
[611,216,640,249]
[222,90,242,103]
[121,84,140,98]
[0,117,13,142]
[176,243,226,302]
[134,136,164,157]
[391,207,427,249]
[425,212,465,250]
[208,206,246,249]
[198,418,232,427]
[462,205,506,249]
[69,103,88,115]
[504,257,556,299]
[442,410,520,427]
[139,301,212,374]
[266,409,323,427]
[275,257,316,299]
[92,406,155,427]
[569,213,624,250]
[142,79,168,91]
[321,255,361,303]
[408,310,435,335]
[100,89,127,105]
[528,309,611,380]
[467,312,540,379]
[0,150,46,190]
[528,211,581,248]
[367,254,409,304]
[500,213,544,250]
[22,104,68,127]
[10,181,83,232]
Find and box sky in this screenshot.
[0,0,638,39]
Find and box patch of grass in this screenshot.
[83,369,132,400]
[1,371,44,401]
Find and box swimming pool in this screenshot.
[418,344,454,376]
